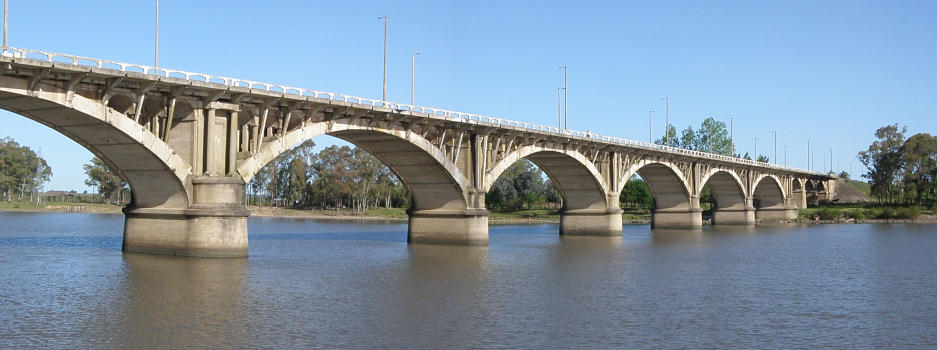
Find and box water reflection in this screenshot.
[116,254,249,348]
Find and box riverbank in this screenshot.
[4,201,935,224]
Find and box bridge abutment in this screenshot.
[123,176,249,257]
[407,209,489,245]
[560,208,623,236]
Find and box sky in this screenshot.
[1,0,934,191]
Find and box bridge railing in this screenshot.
[0,46,822,176]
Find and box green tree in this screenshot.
[659,117,734,156]
[619,176,653,210]
[900,133,937,205]
[858,124,906,203]
[83,157,127,204]
[0,137,52,201]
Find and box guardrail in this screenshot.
[0,46,824,176]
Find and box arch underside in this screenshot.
[240,122,471,212]
[753,177,785,209]
[525,151,607,211]
[705,171,746,210]
[637,163,691,211]
[0,77,189,209]
[330,130,467,211]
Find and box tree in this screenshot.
[858,124,906,203]
[619,176,653,210]
[485,159,558,210]
[0,137,52,201]
[83,157,127,204]
[900,133,937,205]
[659,117,734,156]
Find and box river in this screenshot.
[0,211,934,348]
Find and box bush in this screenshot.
[845,208,869,220]
[894,206,920,219]
[815,207,842,220]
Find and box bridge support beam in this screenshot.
[560,208,623,236]
[122,176,249,257]
[712,208,755,225]
[754,207,798,221]
[712,197,755,225]
[793,190,807,209]
[407,209,489,245]
[651,207,703,229]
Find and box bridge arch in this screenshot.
[618,161,692,210]
[485,145,609,211]
[699,168,752,225]
[239,121,472,212]
[751,174,790,220]
[0,74,192,209]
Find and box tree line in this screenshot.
[0,137,51,202]
[858,124,936,205]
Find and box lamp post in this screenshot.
[806,140,810,170]
[662,97,669,145]
[559,65,567,129]
[773,131,777,165]
[784,145,788,166]
[648,110,655,143]
[2,0,8,48]
[410,51,420,105]
[557,87,563,129]
[727,117,734,156]
[154,0,159,66]
[379,15,388,102]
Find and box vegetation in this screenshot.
[486,159,560,210]
[83,157,129,204]
[0,137,52,202]
[858,125,937,205]
[798,203,927,221]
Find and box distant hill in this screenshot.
[846,180,871,197]
[831,179,871,203]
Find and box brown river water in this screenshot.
[0,211,934,348]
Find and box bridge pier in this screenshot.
[712,196,755,225]
[407,209,489,245]
[651,208,703,229]
[123,176,249,257]
[560,208,623,236]
[754,207,798,221]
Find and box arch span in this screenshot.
[484,145,620,236]
[699,169,753,225]
[752,175,794,220]
[620,161,699,229]
[240,121,471,212]
[0,75,191,209]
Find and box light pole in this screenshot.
[829,148,833,173]
[648,110,655,143]
[557,87,563,129]
[379,15,388,102]
[410,51,420,105]
[773,131,777,165]
[2,0,7,48]
[154,0,159,66]
[559,65,567,129]
[662,97,669,145]
[727,117,734,156]
[755,137,758,162]
[784,145,788,165]
[806,140,810,170]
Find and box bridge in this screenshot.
[0,47,834,257]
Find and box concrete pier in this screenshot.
[560,208,624,236]
[407,209,489,245]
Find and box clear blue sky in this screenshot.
[1,0,934,191]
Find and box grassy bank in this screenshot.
[0,201,123,213]
[798,203,935,221]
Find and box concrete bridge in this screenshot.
[0,47,833,257]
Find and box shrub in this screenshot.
[845,209,869,220]
[894,206,920,219]
[815,207,842,220]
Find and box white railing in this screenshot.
[0,46,823,176]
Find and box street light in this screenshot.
[662,97,669,146]
[784,145,788,166]
[557,87,563,129]
[727,116,734,156]
[806,140,810,170]
[559,65,567,129]
[410,51,420,105]
[378,15,388,102]
[155,0,159,66]
[648,110,655,143]
[2,0,8,47]
[773,131,777,165]
[755,137,758,162]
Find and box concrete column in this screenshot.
[651,196,702,229]
[755,207,792,220]
[712,197,755,225]
[122,176,249,257]
[793,190,807,208]
[407,209,489,245]
[205,108,218,174]
[560,208,623,236]
[227,111,238,175]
